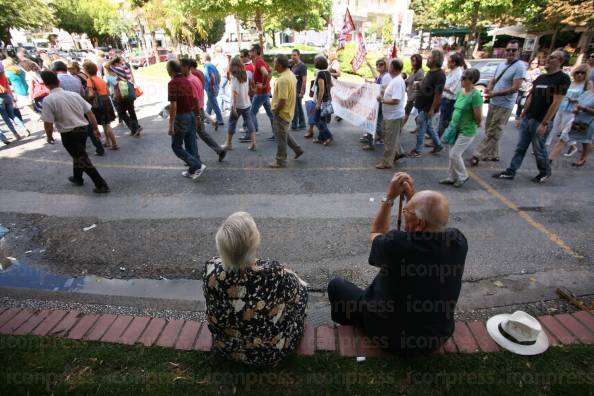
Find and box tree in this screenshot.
[0,0,54,44]
[410,0,447,32]
[51,0,132,45]
[193,18,225,50]
[381,23,393,45]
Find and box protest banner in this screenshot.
[331,79,380,137]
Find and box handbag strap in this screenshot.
[493,60,518,87]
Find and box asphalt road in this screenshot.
[1,75,593,321]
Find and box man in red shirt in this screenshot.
[167,60,206,180]
[249,44,275,141]
[189,59,205,87]
[180,58,226,162]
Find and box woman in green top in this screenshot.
[440,68,483,187]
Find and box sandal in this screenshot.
[110,145,119,150]
[304,132,314,139]
[312,139,322,144]
[571,160,586,167]
[248,145,256,151]
[323,138,333,146]
[470,156,480,166]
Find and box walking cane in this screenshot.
[396,193,404,231]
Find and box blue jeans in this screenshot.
[438,98,456,135]
[0,93,25,136]
[291,96,306,129]
[171,113,202,173]
[506,118,551,176]
[205,90,224,125]
[184,111,199,158]
[217,78,228,111]
[229,107,254,135]
[251,93,274,133]
[415,110,442,152]
[305,100,316,126]
[315,107,332,141]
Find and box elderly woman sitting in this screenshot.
[203,212,308,366]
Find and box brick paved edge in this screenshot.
[0,306,592,357]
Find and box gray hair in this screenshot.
[431,49,444,68]
[215,212,261,271]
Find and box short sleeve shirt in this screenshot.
[443,67,463,100]
[382,75,406,120]
[271,69,297,122]
[231,77,251,109]
[525,71,571,122]
[168,74,195,114]
[414,69,446,112]
[186,73,204,109]
[366,229,468,352]
[291,62,307,94]
[451,89,483,137]
[41,88,92,132]
[379,73,392,91]
[253,57,271,94]
[204,63,219,93]
[490,60,527,109]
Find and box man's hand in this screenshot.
[537,123,547,137]
[377,95,383,102]
[387,172,414,200]
[315,102,321,111]
[515,118,522,129]
[168,124,175,136]
[93,127,101,140]
[427,109,434,118]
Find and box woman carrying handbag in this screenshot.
[440,68,483,188]
[84,61,118,150]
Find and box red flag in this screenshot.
[337,8,355,50]
[390,42,398,59]
[351,32,367,71]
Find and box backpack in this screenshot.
[114,79,136,101]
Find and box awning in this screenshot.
[487,25,530,38]
[430,28,470,37]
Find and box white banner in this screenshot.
[331,79,381,136]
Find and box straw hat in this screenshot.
[486,311,549,355]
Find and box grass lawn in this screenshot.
[1,335,592,395]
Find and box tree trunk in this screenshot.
[255,11,265,52]
[575,26,593,65]
[271,30,277,47]
[468,1,480,59]
[236,16,242,53]
[549,25,560,52]
[151,31,157,53]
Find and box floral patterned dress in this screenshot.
[202,257,308,366]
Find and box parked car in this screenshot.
[156,48,169,63]
[130,52,157,68]
[466,58,527,91]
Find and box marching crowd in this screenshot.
[3,41,592,191]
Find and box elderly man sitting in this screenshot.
[203,212,308,366]
[327,172,467,355]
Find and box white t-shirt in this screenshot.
[379,73,392,91]
[382,74,406,120]
[443,66,463,100]
[231,77,251,109]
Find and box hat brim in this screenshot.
[486,314,549,356]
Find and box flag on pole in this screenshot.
[390,42,398,59]
[351,32,367,72]
[337,8,355,50]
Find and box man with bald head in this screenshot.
[327,172,467,355]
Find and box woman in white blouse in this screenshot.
[438,53,465,136]
[224,56,256,151]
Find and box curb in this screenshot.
[1,306,593,357]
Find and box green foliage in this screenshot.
[410,0,448,31]
[382,23,394,45]
[50,0,131,40]
[193,18,225,49]
[0,0,54,42]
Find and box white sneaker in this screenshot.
[191,164,206,180]
[181,170,192,178]
[564,146,578,157]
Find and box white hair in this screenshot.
[215,212,261,271]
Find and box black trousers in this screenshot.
[327,277,366,325]
[115,99,139,133]
[61,127,108,188]
[86,123,104,155]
